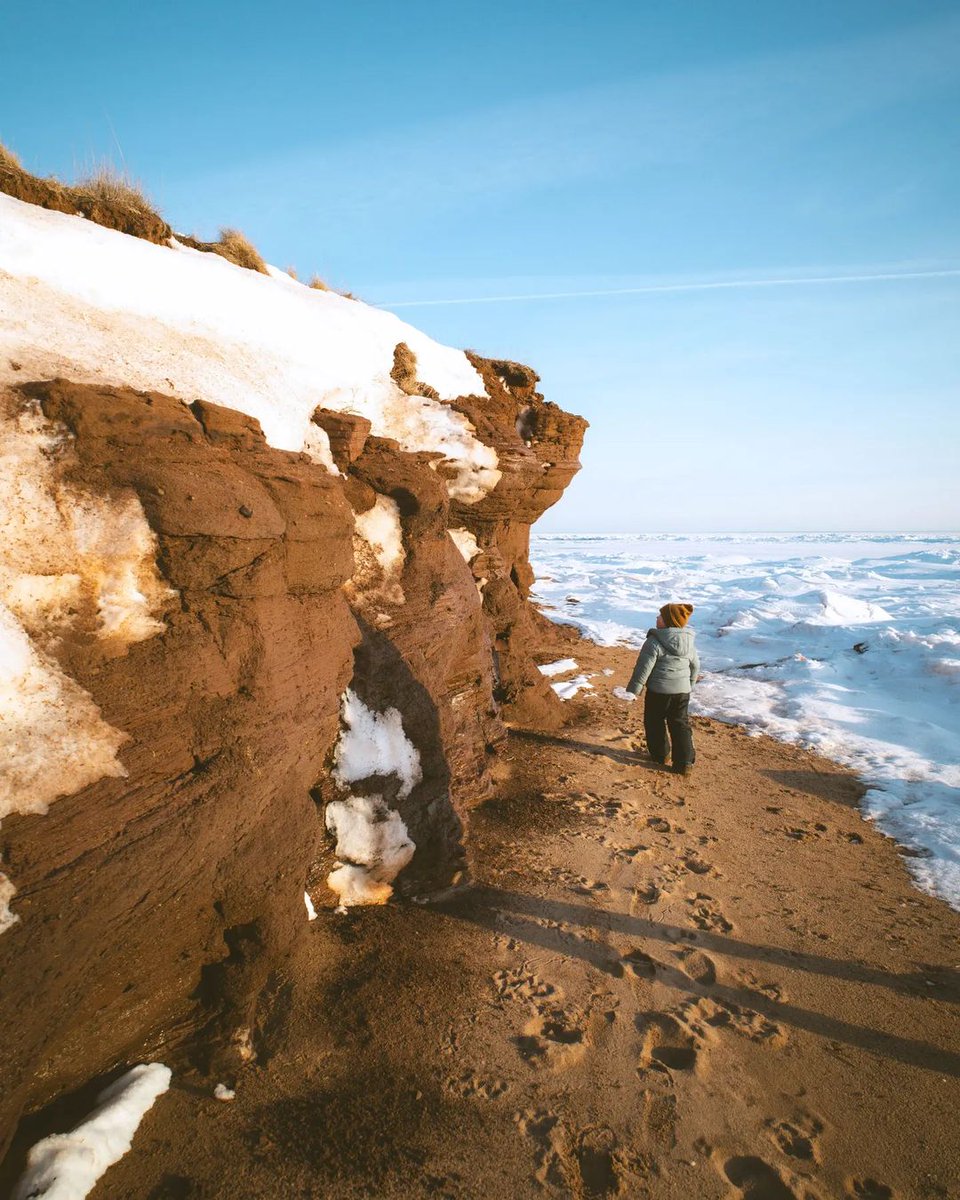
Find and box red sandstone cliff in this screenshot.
[0,355,584,1148]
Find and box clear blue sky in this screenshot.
[2,1,958,531]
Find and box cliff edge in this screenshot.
[0,189,585,1149]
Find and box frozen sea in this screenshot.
[530,533,960,909]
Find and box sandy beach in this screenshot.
[4,637,952,1200]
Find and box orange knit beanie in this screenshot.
[660,603,694,628]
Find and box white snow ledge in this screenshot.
[0,192,500,502]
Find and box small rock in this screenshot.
[239,504,254,518]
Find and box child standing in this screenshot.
[624,603,699,775]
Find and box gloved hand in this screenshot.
[612,686,636,703]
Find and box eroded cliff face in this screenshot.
[0,352,584,1147]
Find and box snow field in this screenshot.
[12,1063,171,1200]
[0,193,501,502]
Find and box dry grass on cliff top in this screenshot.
[210,228,268,273]
[0,146,172,244]
[0,140,328,284]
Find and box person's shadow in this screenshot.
[511,728,663,770]
[434,885,960,1077]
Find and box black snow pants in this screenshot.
[643,690,695,769]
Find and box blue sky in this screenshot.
[2,1,958,531]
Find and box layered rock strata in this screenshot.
[0,358,584,1149]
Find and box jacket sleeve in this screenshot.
[689,643,700,689]
[627,637,660,695]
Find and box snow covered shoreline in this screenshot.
[532,532,960,908]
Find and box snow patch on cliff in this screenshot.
[12,1062,171,1200]
[0,192,500,502]
[332,689,422,799]
[355,497,404,576]
[0,398,174,932]
[449,527,480,564]
[326,690,421,906]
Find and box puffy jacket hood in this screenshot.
[650,627,696,657]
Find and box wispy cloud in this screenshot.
[376,266,960,309]
[169,12,960,239]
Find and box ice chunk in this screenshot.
[552,674,594,700]
[537,658,578,677]
[304,891,317,921]
[325,795,415,907]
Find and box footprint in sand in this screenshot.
[492,965,556,1004]
[686,894,733,933]
[690,997,786,1048]
[737,970,785,1003]
[515,1108,567,1189]
[445,1071,509,1101]
[722,1155,797,1200]
[515,1006,588,1068]
[765,1115,823,1163]
[637,1012,700,1072]
[515,1110,648,1199]
[677,947,717,986]
[632,882,661,907]
[622,947,658,979]
[848,1180,894,1200]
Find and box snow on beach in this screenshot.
[532,533,960,907]
[12,1063,170,1200]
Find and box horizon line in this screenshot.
[377,268,960,309]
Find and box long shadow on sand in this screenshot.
[435,886,960,1077]
[511,728,663,770]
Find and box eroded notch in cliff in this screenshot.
[310,620,466,910]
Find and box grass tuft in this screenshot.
[0,141,23,172]
[75,165,157,216]
[213,228,268,274]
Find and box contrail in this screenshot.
[377,267,960,309]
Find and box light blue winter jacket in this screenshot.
[626,627,700,695]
